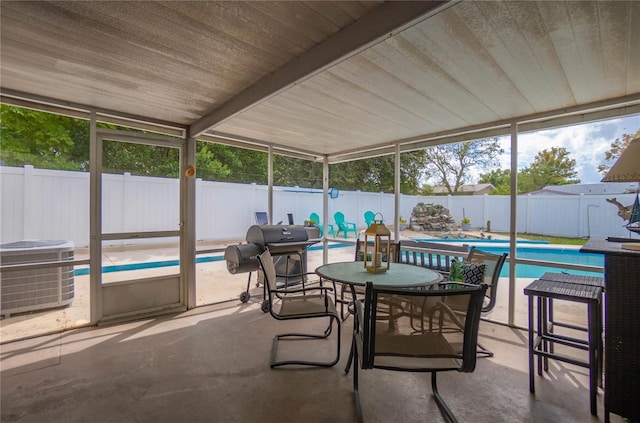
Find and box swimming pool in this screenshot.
[412,238,603,278]
[414,238,550,245]
[74,242,353,276]
[75,241,603,279]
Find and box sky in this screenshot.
[494,114,640,185]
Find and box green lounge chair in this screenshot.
[364,210,375,227]
[334,212,357,239]
[310,212,334,238]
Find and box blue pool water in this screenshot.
[75,241,603,279]
[73,242,352,276]
[464,245,602,278]
[414,238,550,245]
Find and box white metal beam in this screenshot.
[328,96,640,164]
[1,88,187,138]
[200,131,323,160]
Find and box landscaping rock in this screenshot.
[410,203,456,232]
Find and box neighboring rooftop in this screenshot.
[433,183,495,196]
[527,182,638,195]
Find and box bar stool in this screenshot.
[539,272,605,387]
[524,278,603,416]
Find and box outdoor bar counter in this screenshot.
[580,238,640,422]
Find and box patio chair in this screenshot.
[364,210,375,227]
[334,212,357,239]
[447,247,507,357]
[309,212,334,238]
[346,281,487,423]
[254,211,268,225]
[256,249,341,368]
[464,247,507,315]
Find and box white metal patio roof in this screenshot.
[1,1,639,162]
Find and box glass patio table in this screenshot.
[316,261,443,324]
[315,261,443,291]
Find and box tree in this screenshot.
[329,151,429,194]
[274,155,322,188]
[196,143,268,183]
[598,129,640,176]
[102,139,181,178]
[422,138,503,194]
[478,169,511,195]
[0,104,89,170]
[518,147,579,193]
[479,147,581,194]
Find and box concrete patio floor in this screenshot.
[3,233,620,422]
[1,297,622,423]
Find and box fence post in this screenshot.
[526,194,532,234]
[483,194,489,230]
[196,177,203,236]
[123,172,132,234]
[578,194,585,238]
[23,165,34,239]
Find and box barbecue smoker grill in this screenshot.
[224,225,318,312]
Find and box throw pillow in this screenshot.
[461,262,486,284]
[449,260,486,285]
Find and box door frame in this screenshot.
[89,125,192,324]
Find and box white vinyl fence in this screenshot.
[1,165,638,247]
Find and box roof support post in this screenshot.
[395,144,401,242]
[508,123,518,326]
[322,156,329,264]
[89,109,102,324]
[182,134,196,309]
[268,146,273,225]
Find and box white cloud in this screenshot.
[493,115,640,184]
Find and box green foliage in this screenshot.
[419,185,435,195]
[598,129,640,176]
[423,138,503,194]
[478,169,511,194]
[102,140,180,177]
[496,232,588,246]
[518,147,579,193]
[0,104,89,170]
[274,155,322,188]
[194,143,232,181]
[329,150,428,194]
[196,143,267,183]
[479,147,580,194]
